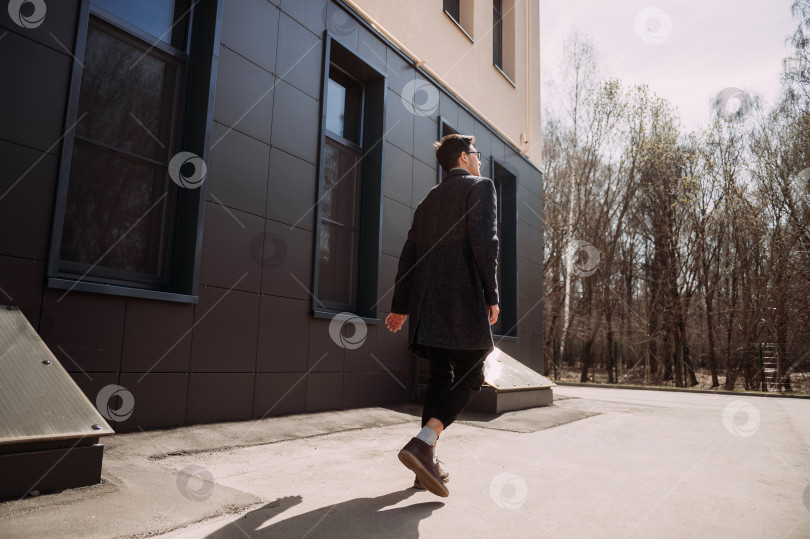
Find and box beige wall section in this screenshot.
[349,0,542,163]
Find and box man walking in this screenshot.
[385,133,499,498]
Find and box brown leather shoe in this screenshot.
[398,438,449,497]
[414,460,449,489]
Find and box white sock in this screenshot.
[416,425,438,446]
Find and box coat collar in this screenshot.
[443,168,470,181]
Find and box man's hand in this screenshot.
[385,313,407,333]
[487,304,500,326]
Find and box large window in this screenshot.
[48,1,219,302]
[319,70,363,310]
[313,35,386,319]
[491,160,517,338]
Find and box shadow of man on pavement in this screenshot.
[206,489,443,538]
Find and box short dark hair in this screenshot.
[433,134,475,173]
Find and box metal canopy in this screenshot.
[483,346,556,391]
[0,306,114,446]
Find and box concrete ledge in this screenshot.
[553,381,810,399]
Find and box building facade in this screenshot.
[0,0,543,432]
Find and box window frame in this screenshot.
[46,0,222,304]
[491,158,518,339]
[311,32,388,322]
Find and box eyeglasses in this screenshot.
[465,151,482,159]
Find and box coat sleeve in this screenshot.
[390,209,419,314]
[466,179,499,306]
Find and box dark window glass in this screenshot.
[318,138,362,308]
[60,19,184,284]
[61,140,171,280]
[91,0,184,46]
[492,161,517,337]
[444,0,460,22]
[493,0,503,69]
[325,69,362,145]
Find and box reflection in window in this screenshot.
[91,0,183,45]
[444,0,460,22]
[325,69,362,145]
[493,0,503,69]
[318,139,361,308]
[60,19,184,284]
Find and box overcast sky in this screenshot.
[540,0,798,131]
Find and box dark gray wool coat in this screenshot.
[391,168,499,357]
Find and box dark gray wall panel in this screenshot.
[518,219,542,265]
[413,113,438,170]
[0,141,58,260]
[517,293,543,336]
[208,122,270,217]
[386,48,413,99]
[1,0,80,53]
[0,256,44,330]
[378,252,398,311]
[189,287,259,372]
[280,0,327,37]
[517,256,541,300]
[259,219,313,299]
[0,31,71,153]
[270,80,319,164]
[187,373,254,423]
[344,323,377,372]
[257,295,309,372]
[253,372,306,417]
[381,197,411,257]
[457,109,475,136]
[116,373,188,431]
[307,318,345,372]
[326,3,359,49]
[213,45,275,143]
[306,372,342,412]
[121,298,194,372]
[385,89,415,154]
[199,201,264,293]
[382,142,412,207]
[42,289,125,373]
[357,27,387,74]
[266,147,317,231]
[376,322,409,371]
[276,12,323,100]
[438,92,459,129]
[220,0,279,74]
[412,157,435,208]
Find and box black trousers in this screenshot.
[421,346,491,429]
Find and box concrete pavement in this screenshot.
[1,386,808,538]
